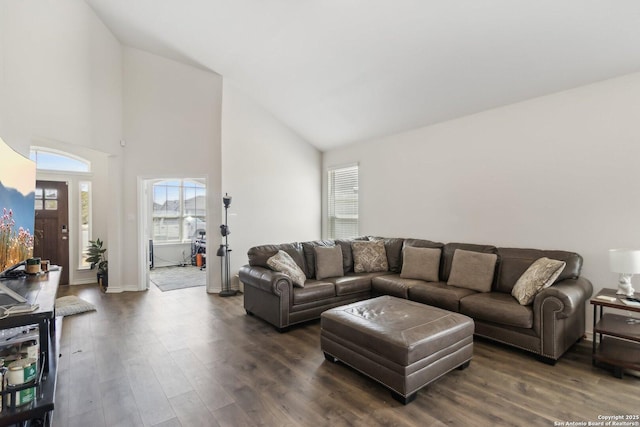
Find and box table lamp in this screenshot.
[609,248,640,297]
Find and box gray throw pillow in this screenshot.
[511,257,566,305]
[400,246,441,282]
[447,249,497,292]
[351,240,389,273]
[266,250,307,287]
[315,245,344,280]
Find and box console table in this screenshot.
[590,288,640,378]
[0,268,61,426]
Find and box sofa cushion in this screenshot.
[248,242,306,274]
[314,245,344,280]
[460,292,533,329]
[496,248,582,294]
[327,272,381,296]
[302,240,335,279]
[400,246,441,282]
[292,281,336,305]
[408,282,477,312]
[266,250,307,288]
[335,237,367,274]
[403,238,444,251]
[447,249,498,293]
[511,257,566,305]
[368,237,404,273]
[372,274,424,299]
[442,243,498,282]
[352,240,389,273]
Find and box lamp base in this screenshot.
[616,285,636,297]
[219,289,239,297]
[616,274,636,297]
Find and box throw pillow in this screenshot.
[266,250,307,288]
[315,245,344,280]
[400,246,441,282]
[351,240,389,273]
[447,249,497,292]
[511,257,566,305]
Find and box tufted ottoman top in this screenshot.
[321,295,474,366]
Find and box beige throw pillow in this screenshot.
[351,240,389,273]
[400,246,441,282]
[447,249,497,292]
[266,250,307,288]
[511,257,566,305]
[315,245,344,280]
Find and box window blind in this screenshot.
[328,164,359,239]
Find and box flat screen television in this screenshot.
[0,136,36,303]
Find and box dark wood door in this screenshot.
[34,181,69,284]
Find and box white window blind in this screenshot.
[328,164,359,239]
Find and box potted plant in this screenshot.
[85,238,108,291]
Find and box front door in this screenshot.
[34,181,69,285]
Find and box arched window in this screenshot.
[30,147,90,173]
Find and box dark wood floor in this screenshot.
[53,284,640,427]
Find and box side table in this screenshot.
[590,288,640,378]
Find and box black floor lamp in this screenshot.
[217,193,238,297]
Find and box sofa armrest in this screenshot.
[239,265,293,296]
[532,276,593,360]
[533,277,593,319]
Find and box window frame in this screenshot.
[327,163,359,240]
[151,179,206,244]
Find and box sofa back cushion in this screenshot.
[496,248,582,294]
[248,243,307,275]
[403,238,444,250]
[368,237,405,273]
[441,243,498,282]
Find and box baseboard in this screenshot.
[585,331,593,342]
[69,278,98,285]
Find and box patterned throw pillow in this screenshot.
[351,240,389,273]
[511,257,566,305]
[266,250,307,288]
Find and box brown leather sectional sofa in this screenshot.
[239,237,593,362]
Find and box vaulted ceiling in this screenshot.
[86,0,640,151]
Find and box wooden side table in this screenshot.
[590,288,640,378]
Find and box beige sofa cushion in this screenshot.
[511,257,566,305]
[447,249,497,292]
[352,240,389,273]
[400,246,441,282]
[267,250,307,287]
[314,245,344,280]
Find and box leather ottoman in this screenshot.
[320,295,474,404]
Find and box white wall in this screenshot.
[324,72,640,330]
[122,47,223,292]
[221,82,322,286]
[0,0,123,286]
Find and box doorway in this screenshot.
[139,177,208,291]
[33,180,69,284]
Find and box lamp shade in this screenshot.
[609,249,640,274]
